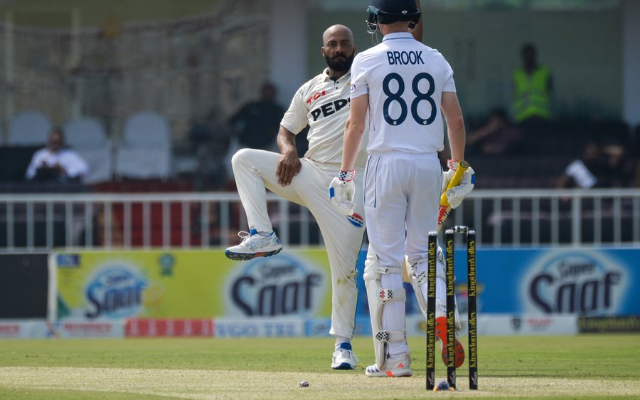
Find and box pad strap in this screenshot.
[377,288,407,302]
[375,329,406,343]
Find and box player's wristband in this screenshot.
[339,170,356,182]
[447,159,459,171]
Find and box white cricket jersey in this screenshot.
[281,69,368,168]
[350,32,456,155]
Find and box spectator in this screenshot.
[513,43,553,123]
[229,82,285,150]
[188,108,231,191]
[557,140,605,189]
[25,128,89,183]
[467,108,524,155]
[601,143,634,188]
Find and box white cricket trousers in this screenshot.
[231,148,366,339]
[364,152,442,356]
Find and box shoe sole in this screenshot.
[435,317,465,368]
[331,363,356,370]
[365,369,413,377]
[225,247,282,261]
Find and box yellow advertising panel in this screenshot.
[55,249,332,321]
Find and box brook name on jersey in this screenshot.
[386,51,424,65]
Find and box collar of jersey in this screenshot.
[382,32,414,42]
[321,68,351,82]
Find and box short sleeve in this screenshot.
[443,60,456,93]
[350,54,369,99]
[280,87,309,135]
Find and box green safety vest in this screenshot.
[513,66,551,122]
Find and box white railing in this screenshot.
[451,188,640,247]
[1,189,639,251]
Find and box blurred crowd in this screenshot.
[0,38,638,194]
[1,81,639,195]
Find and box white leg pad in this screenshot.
[364,255,407,370]
[407,246,461,331]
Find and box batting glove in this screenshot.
[329,170,356,216]
[442,166,476,209]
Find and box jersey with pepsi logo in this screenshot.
[350,32,456,155]
[281,69,367,168]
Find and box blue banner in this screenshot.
[356,247,640,317]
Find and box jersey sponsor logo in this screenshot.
[306,90,327,105]
[310,98,350,122]
[386,51,424,65]
[346,212,364,228]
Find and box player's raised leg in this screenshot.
[225,148,304,260]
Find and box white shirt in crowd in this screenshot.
[565,159,597,188]
[25,148,90,180]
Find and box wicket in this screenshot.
[426,226,478,391]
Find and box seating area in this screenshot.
[7,110,52,146]
[466,119,640,189]
[0,111,638,249]
[0,110,175,192]
[115,111,172,180]
[63,118,112,185]
[0,110,638,193]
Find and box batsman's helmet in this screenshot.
[366,0,421,33]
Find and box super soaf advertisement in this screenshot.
[55,249,333,321]
[466,248,639,316]
[224,253,328,317]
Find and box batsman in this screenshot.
[329,0,475,377]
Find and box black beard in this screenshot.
[325,53,355,72]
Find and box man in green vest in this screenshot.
[513,43,552,123]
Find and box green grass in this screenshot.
[1,335,639,399]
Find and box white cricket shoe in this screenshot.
[225,229,282,261]
[331,343,358,370]
[365,353,412,377]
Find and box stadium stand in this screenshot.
[115,111,172,180]
[63,118,113,184]
[7,111,52,146]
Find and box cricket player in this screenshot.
[330,0,475,377]
[227,20,418,370]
